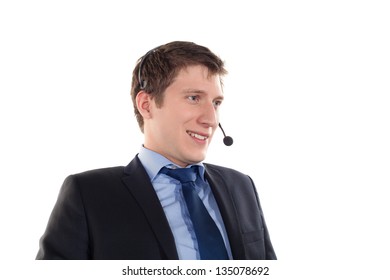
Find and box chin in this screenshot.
[180,146,208,165]
[187,153,206,164]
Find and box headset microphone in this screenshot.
[218,123,234,146]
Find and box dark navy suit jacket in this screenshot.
[36,156,276,259]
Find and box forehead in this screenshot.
[170,65,223,91]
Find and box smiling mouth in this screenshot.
[186,130,209,141]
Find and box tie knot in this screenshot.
[160,166,198,183]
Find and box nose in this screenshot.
[199,102,218,128]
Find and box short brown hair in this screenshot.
[130,41,227,132]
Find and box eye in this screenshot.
[213,99,223,107]
[187,95,200,103]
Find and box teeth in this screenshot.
[187,131,208,140]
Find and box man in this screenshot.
[36,41,276,260]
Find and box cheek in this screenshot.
[168,109,194,125]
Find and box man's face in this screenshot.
[144,65,224,167]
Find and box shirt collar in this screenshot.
[138,146,206,182]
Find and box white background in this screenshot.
[1,0,389,279]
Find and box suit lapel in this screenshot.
[204,164,246,259]
[121,156,178,260]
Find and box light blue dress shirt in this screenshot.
[137,146,233,260]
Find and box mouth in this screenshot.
[186,130,209,141]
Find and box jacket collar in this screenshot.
[204,163,246,259]
[122,156,179,260]
[121,156,246,260]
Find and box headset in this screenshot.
[138,47,159,90]
[137,47,233,146]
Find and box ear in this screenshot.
[136,91,153,119]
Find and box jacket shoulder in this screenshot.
[71,166,125,178]
[63,166,125,193]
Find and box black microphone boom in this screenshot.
[218,123,233,146]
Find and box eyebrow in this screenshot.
[182,88,206,94]
[182,88,224,100]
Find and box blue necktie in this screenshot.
[161,166,229,260]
